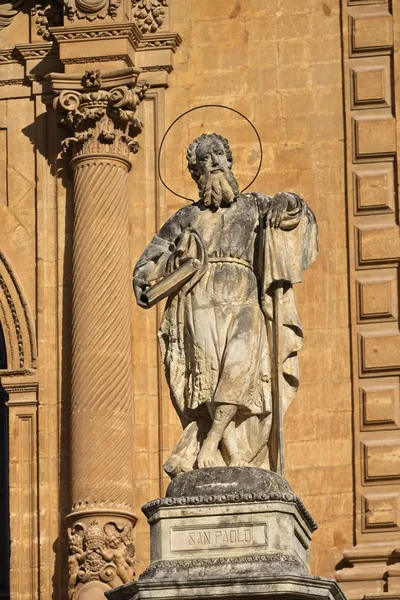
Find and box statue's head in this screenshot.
[186,133,240,208]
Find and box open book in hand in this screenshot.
[140,258,201,308]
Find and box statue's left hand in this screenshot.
[133,276,151,308]
[266,192,294,228]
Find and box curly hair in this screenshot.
[186,133,233,183]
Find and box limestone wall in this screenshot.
[0,1,398,599]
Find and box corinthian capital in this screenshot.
[51,68,148,159]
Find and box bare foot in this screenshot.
[197,434,220,468]
[229,455,250,467]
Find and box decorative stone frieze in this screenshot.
[132,0,168,34]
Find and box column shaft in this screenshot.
[70,154,133,512]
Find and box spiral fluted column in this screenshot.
[70,154,133,511]
[51,68,147,600]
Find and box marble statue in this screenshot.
[133,133,318,478]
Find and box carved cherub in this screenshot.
[102,523,135,584]
[67,527,86,599]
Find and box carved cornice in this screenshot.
[0,0,23,32]
[49,21,181,52]
[15,42,56,60]
[49,67,148,158]
[140,554,304,580]
[136,29,181,51]
[132,0,168,34]
[142,492,318,532]
[0,49,16,63]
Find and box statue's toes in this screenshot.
[198,454,218,469]
[230,457,249,467]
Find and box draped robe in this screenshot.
[133,193,318,477]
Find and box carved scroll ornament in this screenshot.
[68,520,135,599]
[132,0,168,33]
[53,74,149,158]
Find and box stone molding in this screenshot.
[49,22,181,52]
[107,572,347,600]
[140,554,306,580]
[142,492,318,532]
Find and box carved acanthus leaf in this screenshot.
[132,0,168,33]
[0,0,23,32]
[53,74,148,158]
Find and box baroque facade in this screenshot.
[0,1,399,599]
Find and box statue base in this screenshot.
[106,468,346,600]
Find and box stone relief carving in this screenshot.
[68,520,135,599]
[64,0,121,21]
[0,0,23,32]
[132,0,168,33]
[133,133,318,478]
[33,1,63,40]
[53,74,149,158]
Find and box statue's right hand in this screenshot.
[133,277,151,308]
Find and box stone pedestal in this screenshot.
[106,468,347,600]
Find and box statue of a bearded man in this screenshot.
[133,133,318,478]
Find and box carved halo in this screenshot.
[158,105,263,203]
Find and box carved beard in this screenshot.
[197,169,240,209]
